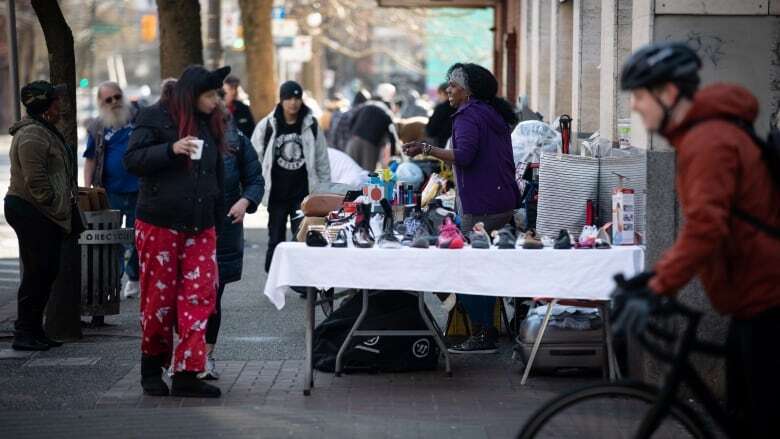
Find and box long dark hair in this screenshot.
[447,63,518,127]
[167,66,226,153]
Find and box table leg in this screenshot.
[304,287,315,396]
[335,289,370,377]
[521,299,557,385]
[418,292,452,377]
[601,303,621,381]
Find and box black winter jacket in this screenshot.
[217,120,264,284]
[230,100,256,139]
[124,103,225,234]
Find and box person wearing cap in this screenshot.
[124,65,231,398]
[83,81,141,299]
[616,42,780,437]
[5,81,76,351]
[222,75,255,138]
[250,80,331,272]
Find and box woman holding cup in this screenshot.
[124,65,230,398]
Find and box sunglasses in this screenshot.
[103,94,123,104]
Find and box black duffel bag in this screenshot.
[313,290,440,373]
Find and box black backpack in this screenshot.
[717,119,780,238]
[312,291,440,373]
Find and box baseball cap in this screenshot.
[280,81,303,100]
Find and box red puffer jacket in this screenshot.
[649,83,780,319]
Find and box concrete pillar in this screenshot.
[518,0,531,97]
[530,0,551,120]
[599,0,633,144]
[549,0,573,119]
[571,0,601,138]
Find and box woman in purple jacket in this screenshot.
[403,63,519,353]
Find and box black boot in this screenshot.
[12,334,49,351]
[141,355,170,396]
[171,371,221,398]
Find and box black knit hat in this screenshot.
[280,81,303,100]
[179,65,231,98]
[20,81,66,115]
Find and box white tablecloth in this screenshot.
[263,243,645,310]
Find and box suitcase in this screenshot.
[513,313,605,372]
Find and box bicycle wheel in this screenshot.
[518,382,712,439]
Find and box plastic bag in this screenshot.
[511,120,562,165]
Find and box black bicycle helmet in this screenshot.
[620,42,702,95]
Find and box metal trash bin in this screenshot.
[77,210,134,317]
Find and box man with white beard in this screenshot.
[84,82,140,299]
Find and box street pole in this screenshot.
[6,0,21,122]
[206,0,222,70]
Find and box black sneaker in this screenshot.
[12,335,50,351]
[492,225,517,249]
[36,334,64,348]
[448,333,498,354]
[554,229,573,249]
[305,227,328,247]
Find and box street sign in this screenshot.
[272,19,299,38]
[272,6,286,19]
[377,0,495,7]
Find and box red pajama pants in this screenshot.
[135,219,218,372]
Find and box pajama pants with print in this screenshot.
[135,219,218,373]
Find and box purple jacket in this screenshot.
[452,100,520,215]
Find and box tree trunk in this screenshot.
[205,0,222,70]
[156,0,204,79]
[238,0,277,118]
[30,0,81,340]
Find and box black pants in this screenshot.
[4,195,64,337]
[265,199,303,273]
[727,306,780,438]
[205,282,227,345]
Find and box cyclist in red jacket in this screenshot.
[617,41,780,438]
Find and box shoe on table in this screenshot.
[522,229,544,249]
[554,229,572,249]
[595,239,612,249]
[197,356,220,380]
[437,216,465,249]
[352,203,375,248]
[12,335,50,351]
[469,222,491,249]
[123,280,140,299]
[448,333,498,354]
[171,372,221,398]
[401,212,422,246]
[492,225,516,249]
[331,228,349,248]
[305,226,329,247]
[378,199,403,249]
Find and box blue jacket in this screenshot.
[217,121,264,284]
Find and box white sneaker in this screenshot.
[123,280,140,299]
[197,357,219,380]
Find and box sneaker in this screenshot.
[331,228,348,248]
[469,222,490,249]
[370,212,384,239]
[437,217,465,249]
[595,239,612,249]
[352,203,375,248]
[123,279,140,299]
[401,213,422,246]
[197,356,220,380]
[12,335,50,351]
[492,225,516,249]
[448,333,498,354]
[305,226,329,247]
[522,229,544,249]
[378,219,403,249]
[554,229,572,249]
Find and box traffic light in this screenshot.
[79,78,89,89]
[140,14,157,42]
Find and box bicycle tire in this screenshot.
[517,381,713,439]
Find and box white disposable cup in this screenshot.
[190,139,204,160]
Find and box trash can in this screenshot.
[77,210,134,317]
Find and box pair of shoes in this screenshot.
[141,354,170,396]
[554,229,573,249]
[123,280,140,299]
[352,203,375,248]
[12,335,50,351]
[468,222,491,249]
[197,356,220,380]
[522,229,544,249]
[447,331,498,354]
[377,199,402,249]
[171,372,221,398]
[492,225,517,249]
[305,225,328,247]
[437,216,465,249]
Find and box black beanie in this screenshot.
[280,81,303,100]
[21,81,66,115]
